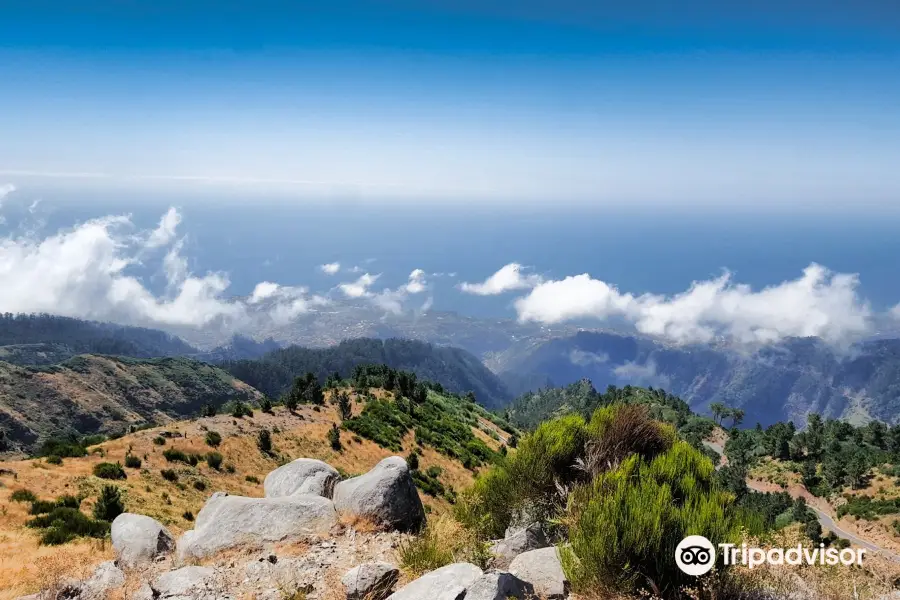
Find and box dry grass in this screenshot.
[0,400,481,599]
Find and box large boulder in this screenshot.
[341,561,400,600]
[386,563,482,600]
[111,513,175,567]
[490,522,548,568]
[264,458,340,499]
[333,456,425,531]
[508,547,569,599]
[464,571,534,600]
[177,492,338,560]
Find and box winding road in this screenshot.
[703,440,900,563]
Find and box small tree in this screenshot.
[508,433,519,449]
[284,392,299,414]
[337,391,352,421]
[257,430,273,455]
[260,397,273,414]
[93,485,124,522]
[407,451,420,471]
[205,431,222,448]
[328,424,342,451]
[200,403,216,418]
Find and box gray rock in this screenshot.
[341,561,400,600]
[333,456,425,531]
[385,563,482,600]
[81,561,126,598]
[508,547,569,599]
[464,571,534,600]
[146,566,215,599]
[111,513,175,567]
[490,522,548,567]
[264,458,340,499]
[177,492,338,560]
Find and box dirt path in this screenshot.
[703,440,900,563]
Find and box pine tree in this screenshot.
[93,485,124,522]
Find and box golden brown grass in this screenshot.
[0,400,481,599]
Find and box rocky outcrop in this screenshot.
[333,456,425,531]
[82,561,126,598]
[111,513,176,567]
[178,492,338,560]
[341,561,400,600]
[508,547,569,599]
[464,571,534,600]
[489,522,548,568]
[264,458,340,499]
[386,563,483,600]
[134,566,228,600]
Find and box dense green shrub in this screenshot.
[36,436,88,458]
[327,424,342,451]
[182,511,194,521]
[10,489,37,503]
[193,480,206,491]
[45,455,63,465]
[160,469,178,482]
[205,452,223,470]
[163,448,200,465]
[836,495,900,520]
[93,485,124,522]
[560,440,760,595]
[26,507,110,545]
[124,454,142,469]
[245,475,260,484]
[153,436,166,445]
[93,462,126,480]
[205,431,222,447]
[257,429,273,455]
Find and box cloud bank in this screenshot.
[470,262,873,348]
[320,262,341,275]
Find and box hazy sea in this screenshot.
[5,189,900,320]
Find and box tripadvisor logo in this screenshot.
[676,535,867,575]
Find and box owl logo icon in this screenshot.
[675,535,716,576]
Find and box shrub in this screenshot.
[45,455,63,465]
[225,463,236,474]
[257,429,273,455]
[560,441,758,596]
[327,424,342,451]
[29,500,59,515]
[160,469,178,482]
[260,397,273,413]
[245,475,260,484]
[124,454,142,469]
[37,436,88,458]
[407,451,420,471]
[11,489,37,503]
[205,452,223,470]
[55,494,81,509]
[26,507,110,545]
[153,436,166,446]
[193,480,206,491]
[93,462,126,480]
[182,511,194,521]
[93,485,125,522]
[163,448,201,466]
[205,431,222,447]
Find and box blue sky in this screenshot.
[1,1,900,206]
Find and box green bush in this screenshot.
[163,448,200,466]
[205,452,223,470]
[182,511,194,521]
[93,462,126,480]
[10,489,37,503]
[193,480,206,491]
[205,431,222,447]
[93,485,124,522]
[257,429,273,455]
[153,436,166,445]
[45,455,63,465]
[327,424,342,451]
[56,494,81,509]
[26,507,110,545]
[560,440,758,595]
[160,469,178,482]
[29,500,59,515]
[124,454,142,469]
[245,475,260,484]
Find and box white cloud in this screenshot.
[368,269,430,315]
[0,206,329,332]
[459,263,543,295]
[249,281,281,304]
[405,269,427,294]
[613,360,671,389]
[145,207,182,249]
[319,262,341,275]
[569,349,610,366]
[512,263,872,348]
[339,273,380,298]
